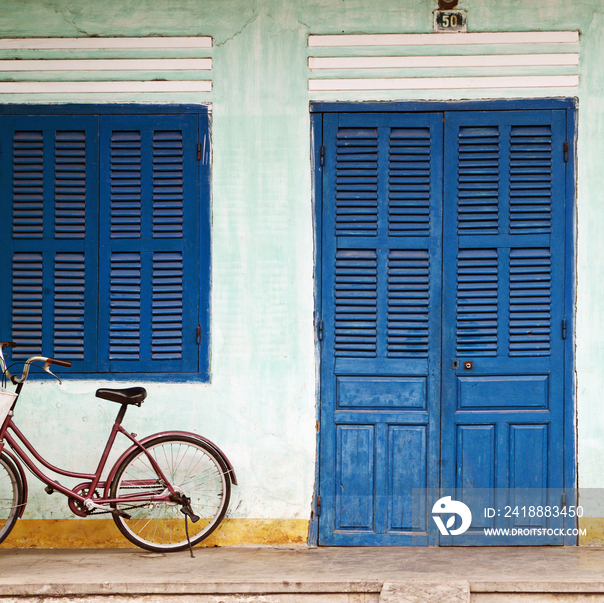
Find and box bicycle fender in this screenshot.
[1,449,28,518]
[104,431,237,498]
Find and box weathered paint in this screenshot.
[579,518,604,546]
[0,0,602,546]
[2,519,308,548]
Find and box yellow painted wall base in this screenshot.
[6,518,604,547]
[578,518,604,545]
[2,518,310,548]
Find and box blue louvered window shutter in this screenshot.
[0,115,100,372]
[0,109,208,379]
[98,114,201,373]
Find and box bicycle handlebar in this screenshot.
[47,358,72,368]
[0,342,72,384]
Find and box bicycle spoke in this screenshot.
[151,505,162,543]
[181,450,205,486]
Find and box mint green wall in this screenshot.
[0,0,601,525]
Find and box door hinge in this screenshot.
[197,142,202,161]
[316,496,321,517]
[561,492,567,507]
[196,323,202,345]
[317,319,324,341]
[562,318,567,340]
[564,141,569,163]
[320,145,325,166]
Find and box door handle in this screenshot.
[451,360,473,370]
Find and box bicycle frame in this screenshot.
[0,400,177,511]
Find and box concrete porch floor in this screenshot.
[1,546,604,601]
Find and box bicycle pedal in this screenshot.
[45,485,55,495]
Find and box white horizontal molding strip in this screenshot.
[308,74,579,91]
[0,37,213,50]
[309,31,579,47]
[0,37,213,95]
[0,58,213,71]
[309,54,580,69]
[0,80,212,93]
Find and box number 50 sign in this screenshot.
[434,9,467,33]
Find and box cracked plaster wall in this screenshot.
[0,0,602,529]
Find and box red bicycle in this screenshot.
[0,341,236,553]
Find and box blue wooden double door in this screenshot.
[317,107,573,546]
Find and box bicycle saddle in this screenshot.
[95,387,147,406]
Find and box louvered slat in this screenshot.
[110,131,141,238]
[53,253,85,359]
[11,253,43,359]
[457,127,499,235]
[389,128,431,236]
[510,126,552,234]
[388,250,429,357]
[13,131,44,238]
[109,253,141,360]
[152,252,184,359]
[336,128,378,236]
[335,250,377,357]
[153,131,184,238]
[55,131,86,238]
[456,249,498,356]
[509,248,551,356]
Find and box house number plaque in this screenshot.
[433,9,467,33]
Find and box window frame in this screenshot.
[0,104,211,383]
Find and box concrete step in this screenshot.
[472,582,604,602]
[2,548,604,603]
[3,581,604,603]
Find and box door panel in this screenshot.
[440,110,567,545]
[336,425,374,529]
[318,112,443,545]
[388,425,427,532]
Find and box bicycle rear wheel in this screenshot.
[110,435,231,552]
[0,453,24,545]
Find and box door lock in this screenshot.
[463,361,473,370]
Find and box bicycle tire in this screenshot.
[110,435,231,553]
[0,453,24,545]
